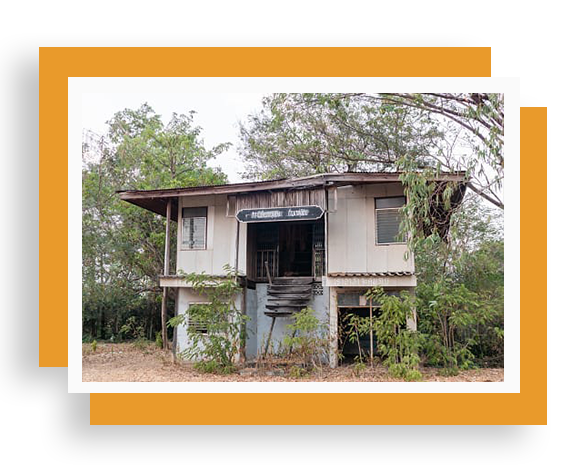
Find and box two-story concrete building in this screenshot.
[118,172,466,366]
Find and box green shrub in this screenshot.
[155,331,163,349]
[362,287,422,381]
[194,360,237,375]
[169,265,249,373]
[283,308,328,368]
[417,280,494,372]
[288,365,309,379]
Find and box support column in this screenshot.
[407,287,417,331]
[161,199,172,350]
[329,287,338,368]
[160,287,168,350]
[164,199,171,275]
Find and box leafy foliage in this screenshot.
[168,266,248,373]
[416,282,481,370]
[283,308,329,369]
[82,104,229,341]
[415,197,504,370]
[373,93,504,209]
[239,93,504,210]
[345,288,422,381]
[239,93,442,180]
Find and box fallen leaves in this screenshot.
[82,342,504,383]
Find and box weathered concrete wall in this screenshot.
[252,284,330,357]
[244,287,258,359]
[175,286,243,361]
[175,287,210,355]
[177,284,331,362]
[327,183,414,275]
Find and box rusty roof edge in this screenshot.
[117,172,467,200]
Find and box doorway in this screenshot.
[278,222,313,277]
[247,218,325,281]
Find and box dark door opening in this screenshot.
[247,218,325,281]
[338,307,380,362]
[279,222,313,277]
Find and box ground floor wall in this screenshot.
[328,286,417,367]
[246,284,330,360]
[174,283,415,367]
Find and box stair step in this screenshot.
[266,293,311,300]
[268,286,312,293]
[271,277,314,285]
[266,303,307,312]
[266,297,309,304]
[264,311,295,318]
[264,305,299,313]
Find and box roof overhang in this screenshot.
[117,172,467,221]
[116,195,179,221]
[325,273,417,288]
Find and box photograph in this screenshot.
[81,92,505,383]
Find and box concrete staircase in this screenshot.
[264,277,313,318]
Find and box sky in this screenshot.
[81,92,267,183]
[80,90,503,208]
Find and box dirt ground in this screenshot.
[82,342,504,382]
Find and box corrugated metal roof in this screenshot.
[328,271,414,277]
[117,171,466,197]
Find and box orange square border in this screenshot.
[39,47,547,424]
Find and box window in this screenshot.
[375,196,406,244]
[181,207,207,249]
[186,303,209,334]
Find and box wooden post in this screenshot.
[161,199,172,350]
[265,260,273,285]
[324,188,328,277]
[161,287,168,350]
[164,199,171,276]
[369,297,374,366]
[262,261,275,357]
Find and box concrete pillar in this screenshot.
[329,286,338,368]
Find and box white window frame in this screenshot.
[375,197,406,246]
[181,207,207,250]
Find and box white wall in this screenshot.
[327,183,415,274]
[175,287,210,354]
[177,195,246,276]
[175,287,243,359]
[177,186,414,278]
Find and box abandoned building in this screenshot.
[118,172,466,367]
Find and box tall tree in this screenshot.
[238,93,442,180]
[366,93,504,209]
[82,104,229,340]
[239,93,504,210]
